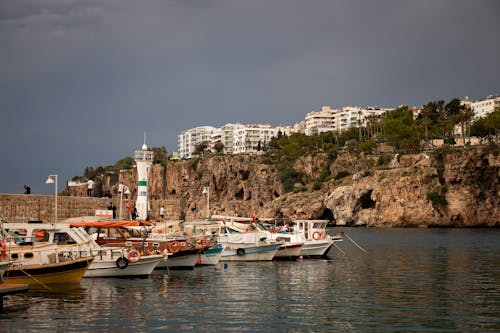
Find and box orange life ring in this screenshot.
[312,231,322,240]
[34,230,45,241]
[168,241,181,253]
[127,249,141,263]
[0,241,6,258]
[180,241,188,250]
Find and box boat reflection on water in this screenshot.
[0,228,498,332]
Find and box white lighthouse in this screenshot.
[134,135,153,220]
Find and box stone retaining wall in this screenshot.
[0,194,181,223]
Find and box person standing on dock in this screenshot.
[159,206,165,220]
[87,179,95,196]
[23,184,31,194]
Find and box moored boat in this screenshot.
[198,244,224,266]
[3,242,93,286]
[218,223,282,261]
[2,221,164,278]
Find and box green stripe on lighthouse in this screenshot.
[138,180,147,186]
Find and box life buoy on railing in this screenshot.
[127,249,141,263]
[180,241,188,250]
[236,248,245,256]
[312,231,322,240]
[0,241,6,258]
[168,241,181,253]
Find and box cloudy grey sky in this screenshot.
[1,0,499,194]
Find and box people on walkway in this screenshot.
[87,179,95,196]
[23,184,31,194]
[107,202,117,219]
[160,206,165,220]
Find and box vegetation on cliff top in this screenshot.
[72,101,498,196]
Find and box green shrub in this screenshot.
[427,192,447,208]
[334,170,350,180]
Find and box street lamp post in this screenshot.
[45,174,58,224]
[202,186,210,219]
[118,184,130,220]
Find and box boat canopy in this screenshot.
[69,221,141,228]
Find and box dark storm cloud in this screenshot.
[1,0,499,194]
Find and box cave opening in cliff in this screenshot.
[360,190,375,209]
[235,188,244,200]
[319,208,334,221]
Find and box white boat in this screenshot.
[198,244,224,265]
[67,218,216,270]
[218,223,282,261]
[180,221,223,266]
[273,241,304,259]
[3,221,164,278]
[254,219,341,259]
[83,246,164,278]
[290,220,340,258]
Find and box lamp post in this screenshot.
[202,186,210,219]
[45,174,58,224]
[118,184,130,220]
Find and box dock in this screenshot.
[0,283,29,311]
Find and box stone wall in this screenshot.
[0,194,181,223]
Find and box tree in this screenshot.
[457,105,474,143]
[115,157,134,170]
[380,106,419,151]
[151,146,168,165]
[471,109,500,143]
[193,141,209,156]
[213,142,224,153]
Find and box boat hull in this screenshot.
[273,242,303,259]
[199,245,223,265]
[220,242,281,261]
[4,257,93,285]
[300,240,333,258]
[156,253,198,269]
[84,254,163,278]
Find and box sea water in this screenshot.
[1,227,499,332]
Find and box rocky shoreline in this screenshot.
[66,145,499,227]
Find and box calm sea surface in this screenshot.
[1,227,499,332]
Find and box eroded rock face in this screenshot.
[68,146,500,227]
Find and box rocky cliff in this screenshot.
[69,145,499,227]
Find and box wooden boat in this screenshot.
[66,218,216,270]
[2,221,164,278]
[3,242,93,286]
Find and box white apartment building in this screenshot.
[178,126,219,159]
[233,124,289,154]
[471,95,500,120]
[305,105,391,135]
[221,123,245,154]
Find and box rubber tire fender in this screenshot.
[116,257,129,269]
